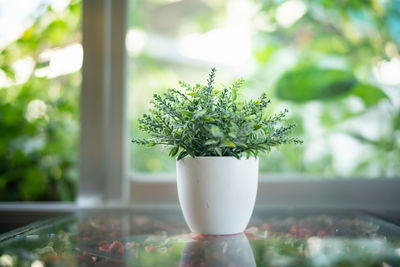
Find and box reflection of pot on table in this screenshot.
[179,233,256,267]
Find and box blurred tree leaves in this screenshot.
[394,111,400,131]
[276,67,357,102]
[0,0,81,201]
[350,83,388,107]
[275,67,388,107]
[128,0,400,177]
[249,0,400,177]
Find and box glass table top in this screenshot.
[0,209,400,266]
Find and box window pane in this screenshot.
[0,0,81,200]
[129,0,400,178]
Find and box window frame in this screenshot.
[130,174,400,210]
[78,0,129,206]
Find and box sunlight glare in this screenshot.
[179,27,251,66]
[126,29,147,56]
[31,260,44,267]
[276,0,307,28]
[12,56,35,84]
[0,254,13,267]
[36,43,83,78]
[26,99,47,122]
[373,58,400,85]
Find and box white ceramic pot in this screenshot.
[176,157,259,235]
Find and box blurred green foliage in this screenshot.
[276,67,358,102]
[253,0,400,176]
[130,0,400,177]
[0,1,81,201]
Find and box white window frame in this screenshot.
[129,174,400,210]
[0,0,399,212]
[78,0,129,206]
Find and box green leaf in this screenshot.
[194,109,207,119]
[350,83,388,107]
[253,45,277,64]
[232,87,237,101]
[187,92,197,96]
[177,151,188,160]
[223,139,236,147]
[394,110,400,131]
[215,147,222,156]
[203,116,215,122]
[181,110,193,117]
[348,132,379,146]
[169,146,179,157]
[146,142,156,147]
[228,132,237,139]
[21,168,46,200]
[235,141,246,147]
[227,150,240,158]
[204,140,218,145]
[276,67,357,102]
[210,125,223,137]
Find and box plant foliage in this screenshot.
[0,0,80,201]
[132,69,302,160]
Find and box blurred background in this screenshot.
[1,0,399,201]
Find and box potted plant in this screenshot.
[132,68,302,235]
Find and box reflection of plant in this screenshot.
[254,216,380,239]
[132,68,302,160]
[2,214,399,267]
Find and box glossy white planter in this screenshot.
[177,157,259,235]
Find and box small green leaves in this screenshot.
[177,150,188,160]
[204,140,218,145]
[231,77,243,101]
[223,139,236,147]
[169,146,179,157]
[215,147,222,156]
[207,67,216,92]
[210,125,223,138]
[181,110,193,117]
[228,132,237,139]
[146,141,156,147]
[194,109,207,119]
[203,116,215,122]
[232,86,237,101]
[254,125,262,130]
[132,68,302,159]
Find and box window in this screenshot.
[0,0,81,201]
[129,0,400,179]
[1,0,398,208]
